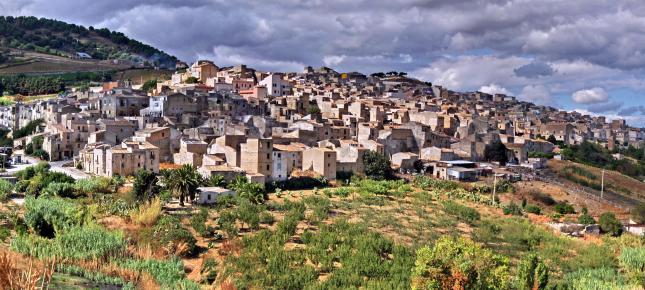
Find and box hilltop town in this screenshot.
[1,60,642,184]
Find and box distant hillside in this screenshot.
[0,16,178,69]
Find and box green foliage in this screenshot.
[618,246,645,285]
[23,196,87,238]
[141,79,158,92]
[56,265,131,287]
[442,200,480,224]
[363,151,392,180]
[561,141,645,179]
[217,210,239,238]
[151,215,197,257]
[42,182,76,198]
[598,212,622,236]
[268,175,329,191]
[524,204,542,215]
[559,268,637,290]
[11,225,126,261]
[132,169,159,200]
[13,119,43,139]
[578,213,596,224]
[517,253,549,290]
[185,76,199,84]
[164,165,202,206]
[303,196,332,222]
[414,176,461,191]
[529,189,556,206]
[0,178,13,201]
[353,178,407,196]
[503,201,523,216]
[74,176,114,196]
[205,174,227,187]
[190,207,209,236]
[554,202,576,214]
[0,16,177,66]
[484,140,509,165]
[200,258,218,284]
[228,176,265,204]
[411,236,510,290]
[259,211,274,225]
[235,199,261,230]
[528,151,555,159]
[120,258,199,289]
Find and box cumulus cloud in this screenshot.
[519,85,553,106]
[571,88,609,104]
[479,84,511,95]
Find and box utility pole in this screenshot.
[492,173,497,206]
[600,169,605,199]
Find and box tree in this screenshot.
[307,105,321,115]
[631,203,645,224]
[141,79,157,92]
[166,164,201,206]
[599,212,622,236]
[370,72,385,78]
[517,253,549,290]
[205,174,227,187]
[484,140,509,165]
[411,236,510,290]
[547,135,557,144]
[228,176,265,204]
[133,169,159,200]
[185,76,199,84]
[363,151,392,180]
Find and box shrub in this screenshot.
[74,177,114,196]
[259,212,274,225]
[524,204,542,215]
[578,213,596,225]
[517,253,549,290]
[442,201,480,224]
[503,201,523,216]
[236,200,261,230]
[303,196,332,222]
[23,197,87,238]
[120,258,199,289]
[631,203,645,224]
[0,178,13,201]
[363,151,393,180]
[132,169,159,200]
[200,257,218,284]
[130,198,163,227]
[152,216,197,257]
[618,246,645,284]
[598,212,622,236]
[529,190,556,206]
[42,182,76,198]
[190,207,209,235]
[559,268,637,290]
[411,236,510,290]
[554,202,575,214]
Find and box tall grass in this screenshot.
[130,198,162,227]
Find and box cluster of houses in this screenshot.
[1,61,644,186]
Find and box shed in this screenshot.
[196,187,236,204]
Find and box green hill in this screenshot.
[0,16,178,69]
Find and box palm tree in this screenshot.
[166,164,201,206]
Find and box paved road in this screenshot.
[4,156,89,180]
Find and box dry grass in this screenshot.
[0,250,54,290]
[130,198,163,227]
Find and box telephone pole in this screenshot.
[600,169,605,199]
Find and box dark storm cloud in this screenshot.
[619,106,645,116]
[514,62,555,78]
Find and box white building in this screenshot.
[196,187,236,204]
[259,74,292,97]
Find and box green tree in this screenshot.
[133,169,159,200]
[598,212,622,236]
[228,176,265,204]
[363,150,392,180]
[205,174,227,187]
[411,236,510,290]
[547,135,557,144]
[185,76,199,84]
[484,140,509,165]
[517,253,549,290]
[166,164,201,206]
[141,79,157,92]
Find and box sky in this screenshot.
[2,0,645,127]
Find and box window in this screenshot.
[266,164,270,170]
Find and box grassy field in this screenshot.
[0,52,128,75]
[0,172,642,289]
[112,69,173,85]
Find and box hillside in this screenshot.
[0,16,178,69]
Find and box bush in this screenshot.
[259,211,274,225]
[411,236,510,289]
[554,202,575,214]
[190,207,209,235]
[598,212,622,236]
[517,253,549,290]
[618,246,645,284]
[23,197,87,238]
[578,213,596,225]
[42,182,76,198]
[529,190,556,206]
[74,177,114,196]
[120,257,199,289]
[503,201,523,216]
[442,201,480,223]
[130,198,162,227]
[524,204,542,215]
[363,151,392,180]
[0,178,13,201]
[236,200,261,230]
[631,203,645,224]
[303,196,331,222]
[152,216,197,257]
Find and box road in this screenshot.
[4,156,89,180]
